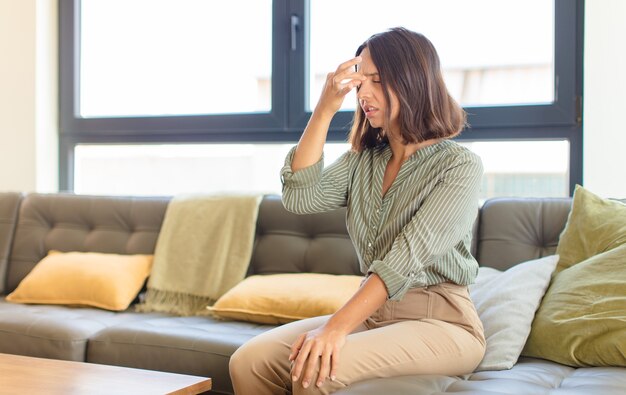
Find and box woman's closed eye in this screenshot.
[356,79,381,90]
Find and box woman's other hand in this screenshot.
[287,274,388,389]
[289,323,347,389]
[315,57,366,117]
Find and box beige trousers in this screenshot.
[229,282,486,395]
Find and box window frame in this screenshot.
[59,0,584,193]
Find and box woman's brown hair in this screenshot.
[349,27,466,151]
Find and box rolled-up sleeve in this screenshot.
[280,146,355,214]
[368,152,483,300]
[280,146,325,190]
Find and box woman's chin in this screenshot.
[368,120,382,129]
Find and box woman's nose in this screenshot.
[357,81,371,100]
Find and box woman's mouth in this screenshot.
[363,105,379,117]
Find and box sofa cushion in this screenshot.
[0,299,166,361]
[6,251,153,311]
[521,187,626,367]
[207,273,363,324]
[333,357,626,395]
[87,316,274,395]
[523,244,626,367]
[555,185,626,272]
[0,192,22,295]
[469,255,559,371]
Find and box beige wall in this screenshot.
[583,0,626,198]
[0,1,624,197]
[0,0,57,192]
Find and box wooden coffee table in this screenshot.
[0,353,212,394]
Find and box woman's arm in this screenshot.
[289,273,388,389]
[291,56,365,172]
[280,57,365,214]
[286,58,370,388]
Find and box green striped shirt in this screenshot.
[280,139,483,301]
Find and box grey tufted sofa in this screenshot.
[0,192,625,394]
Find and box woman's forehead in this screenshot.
[356,48,378,75]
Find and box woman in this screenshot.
[230,27,485,395]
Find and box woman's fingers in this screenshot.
[290,326,346,389]
[326,72,364,98]
[289,334,305,362]
[314,56,365,114]
[330,346,341,381]
[301,345,323,389]
[316,346,333,387]
[335,56,362,74]
[333,71,366,88]
[329,57,366,90]
[291,340,312,382]
[334,65,365,83]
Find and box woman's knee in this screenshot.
[229,343,250,375]
[230,334,291,378]
[231,338,272,373]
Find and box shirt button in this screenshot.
[367,243,372,248]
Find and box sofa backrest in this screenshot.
[2,193,574,295]
[0,192,23,294]
[250,196,573,275]
[5,193,169,294]
[250,195,360,276]
[3,193,361,294]
[476,197,572,270]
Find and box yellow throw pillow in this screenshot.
[555,185,626,272]
[6,251,153,311]
[522,244,626,366]
[207,273,363,324]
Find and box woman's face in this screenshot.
[357,47,401,135]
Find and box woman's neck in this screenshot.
[387,134,441,163]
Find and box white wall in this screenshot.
[35,0,59,192]
[583,0,626,198]
[0,1,624,197]
[0,0,57,192]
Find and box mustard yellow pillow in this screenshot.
[555,185,626,272]
[6,251,153,311]
[207,273,363,324]
[522,244,626,366]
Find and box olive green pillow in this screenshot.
[522,244,626,366]
[555,185,626,273]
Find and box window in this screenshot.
[468,140,570,200]
[74,140,569,199]
[73,143,350,196]
[309,0,555,111]
[79,0,272,117]
[60,0,583,197]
